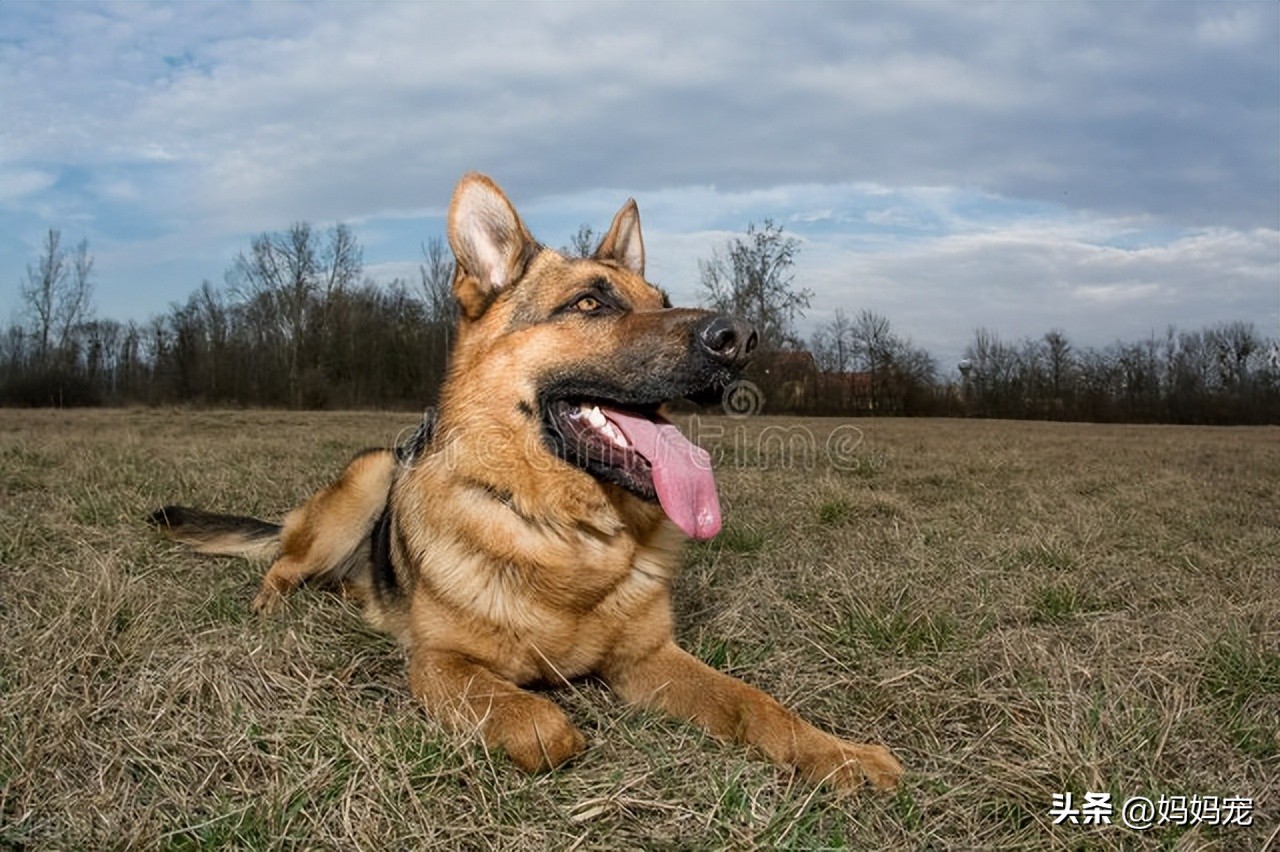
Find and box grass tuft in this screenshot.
[695,522,769,556]
[1201,632,1280,702]
[1028,583,1104,624]
[1199,632,1280,760]
[831,600,960,656]
[817,498,853,525]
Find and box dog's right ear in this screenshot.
[447,173,539,320]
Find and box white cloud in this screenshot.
[4,2,1275,233]
[0,2,1275,362]
[363,261,423,289]
[784,53,1025,112]
[1195,6,1272,48]
[798,218,1279,367]
[791,210,834,224]
[0,168,57,203]
[1072,283,1164,304]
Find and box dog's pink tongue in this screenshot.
[603,408,722,540]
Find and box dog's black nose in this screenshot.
[697,315,758,368]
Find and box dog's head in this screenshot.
[437,173,756,540]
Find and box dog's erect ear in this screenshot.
[448,173,539,319]
[594,198,644,277]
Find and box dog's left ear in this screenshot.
[594,199,645,277]
[448,173,539,320]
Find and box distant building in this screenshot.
[754,350,886,412]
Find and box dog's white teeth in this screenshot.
[571,403,629,448]
[600,421,629,448]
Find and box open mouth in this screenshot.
[544,398,722,540]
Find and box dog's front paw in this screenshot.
[251,584,285,615]
[488,696,586,773]
[813,740,905,793]
[849,742,904,791]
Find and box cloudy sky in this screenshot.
[2,2,1277,370]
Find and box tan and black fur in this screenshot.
[150,173,904,792]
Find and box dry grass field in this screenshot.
[1,408,1276,850]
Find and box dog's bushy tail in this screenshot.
[148,505,281,560]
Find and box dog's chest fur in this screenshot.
[391,460,682,685]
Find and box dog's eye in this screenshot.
[574,296,601,313]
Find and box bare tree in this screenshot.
[20,230,63,363]
[21,229,66,362]
[57,239,94,353]
[418,235,457,327]
[562,224,596,259]
[811,309,936,412]
[850,310,896,374]
[894,340,937,386]
[1043,329,1073,405]
[17,229,95,367]
[319,223,362,304]
[1208,321,1258,388]
[699,220,810,351]
[848,310,936,411]
[227,222,363,406]
[964,328,1020,414]
[810,309,854,373]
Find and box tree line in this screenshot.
[3,222,1276,424]
[954,322,1278,424]
[2,225,457,409]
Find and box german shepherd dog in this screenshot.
[150,174,903,792]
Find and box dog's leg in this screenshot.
[408,647,586,772]
[252,449,397,614]
[252,553,316,614]
[251,523,363,614]
[606,641,903,792]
